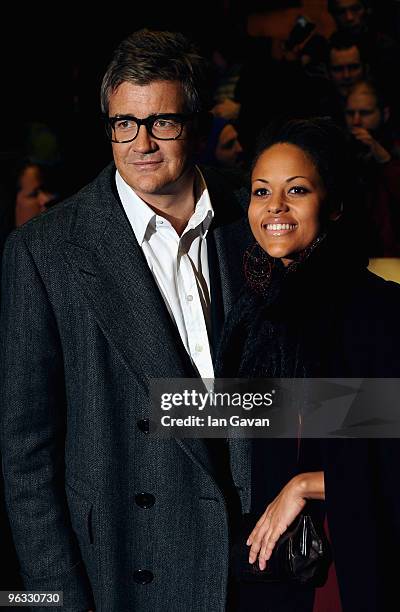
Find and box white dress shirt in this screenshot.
[116,169,215,379]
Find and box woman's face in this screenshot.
[249,143,327,266]
[15,165,56,227]
[215,124,243,167]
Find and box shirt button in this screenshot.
[186,295,193,302]
[133,569,153,584]
[135,493,156,509]
[195,344,203,352]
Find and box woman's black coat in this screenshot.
[217,228,400,612]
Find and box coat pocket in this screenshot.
[65,480,95,546]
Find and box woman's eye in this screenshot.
[252,187,270,197]
[27,189,40,198]
[288,185,309,194]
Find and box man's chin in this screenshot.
[120,168,163,194]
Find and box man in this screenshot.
[328,0,368,37]
[344,80,391,163]
[328,0,400,109]
[344,79,400,256]
[0,29,251,611]
[328,32,365,100]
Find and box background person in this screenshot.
[14,161,60,227]
[344,79,400,255]
[197,117,243,168]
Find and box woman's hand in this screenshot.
[247,471,324,570]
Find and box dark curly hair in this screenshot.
[251,116,354,216]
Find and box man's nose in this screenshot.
[351,111,362,126]
[345,9,355,22]
[132,124,157,153]
[342,66,350,78]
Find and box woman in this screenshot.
[197,116,244,168]
[14,161,59,227]
[1,160,62,259]
[217,117,400,611]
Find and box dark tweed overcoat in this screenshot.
[0,163,252,612]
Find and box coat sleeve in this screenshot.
[0,230,94,611]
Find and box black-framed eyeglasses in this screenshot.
[104,112,196,143]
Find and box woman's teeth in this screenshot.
[266,223,296,230]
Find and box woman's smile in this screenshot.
[263,222,298,234]
[248,143,327,266]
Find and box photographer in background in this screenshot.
[235,14,332,164]
[282,15,329,76]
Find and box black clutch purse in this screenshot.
[231,513,331,586]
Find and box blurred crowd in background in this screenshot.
[1,0,400,259]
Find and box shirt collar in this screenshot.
[115,170,156,246]
[115,167,214,245]
[184,166,214,236]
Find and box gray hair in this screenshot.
[100,29,211,115]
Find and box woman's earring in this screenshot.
[330,201,343,221]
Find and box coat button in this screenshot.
[133,569,153,584]
[135,493,155,509]
[137,418,150,433]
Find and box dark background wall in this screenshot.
[2,1,399,190]
[2,2,240,187]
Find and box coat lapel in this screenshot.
[61,165,235,486]
[63,193,193,381]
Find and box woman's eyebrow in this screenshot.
[286,175,307,181]
[252,175,308,184]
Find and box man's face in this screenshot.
[329,46,363,97]
[108,80,196,200]
[345,89,383,132]
[332,0,366,34]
